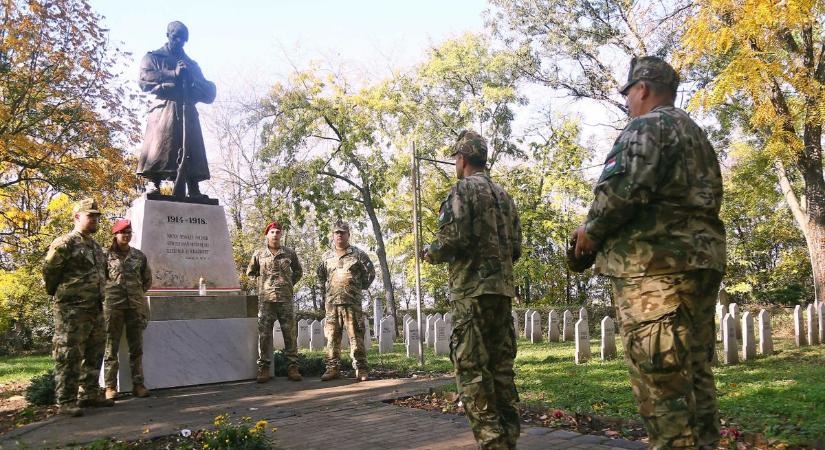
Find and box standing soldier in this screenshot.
[43,198,114,417]
[103,219,153,400]
[570,56,726,449]
[423,131,522,450]
[316,220,375,382]
[246,221,303,382]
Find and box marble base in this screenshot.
[103,317,258,392]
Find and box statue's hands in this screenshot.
[175,60,191,80]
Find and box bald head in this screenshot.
[166,21,188,53]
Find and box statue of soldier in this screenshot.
[423,131,522,450]
[137,21,216,199]
[43,198,115,416]
[316,220,375,382]
[570,56,726,449]
[246,221,303,383]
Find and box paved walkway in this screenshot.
[0,376,645,449]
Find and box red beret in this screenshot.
[112,219,131,234]
[264,221,282,234]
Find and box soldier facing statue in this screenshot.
[137,21,216,199]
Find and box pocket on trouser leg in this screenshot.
[625,311,694,448]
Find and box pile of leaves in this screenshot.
[0,380,57,434]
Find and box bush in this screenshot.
[25,370,55,406]
[271,351,352,377]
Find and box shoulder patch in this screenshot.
[598,148,626,183]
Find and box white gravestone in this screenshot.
[758,309,773,355]
[529,311,542,343]
[794,305,806,347]
[722,313,739,365]
[729,303,740,338]
[364,317,372,349]
[579,307,588,322]
[404,317,414,342]
[379,316,394,353]
[321,318,329,345]
[524,309,533,338]
[402,314,412,343]
[297,319,310,349]
[272,320,285,351]
[715,302,728,342]
[425,314,434,345]
[741,311,756,361]
[600,316,616,360]
[562,310,574,342]
[309,320,324,351]
[547,310,560,342]
[341,326,350,349]
[807,304,819,345]
[443,312,453,336]
[512,310,519,337]
[575,318,590,364]
[406,321,420,358]
[433,318,449,355]
[819,302,825,344]
[387,315,397,341]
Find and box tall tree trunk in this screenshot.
[361,181,398,332]
[776,161,825,303]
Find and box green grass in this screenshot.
[0,354,51,384]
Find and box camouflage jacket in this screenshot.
[585,105,726,278]
[104,247,152,311]
[246,246,302,302]
[428,172,522,300]
[316,245,375,305]
[43,230,106,308]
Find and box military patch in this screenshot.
[437,194,453,226]
[598,150,625,183]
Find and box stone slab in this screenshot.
[103,317,257,391]
[145,295,256,321]
[129,195,240,294]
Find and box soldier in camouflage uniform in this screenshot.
[316,220,375,382]
[246,221,303,382]
[43,198,115,417]
[571,56,726,450]
[423,131,522,450]
[103,219,153,400]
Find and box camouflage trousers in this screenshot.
[450,294,519,450]
[324,302,368,371]
[610,269,722,450]
[103,308,148,388]
[52,304,106,406]
[258,300,298,370]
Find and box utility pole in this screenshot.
[412,143,425,365]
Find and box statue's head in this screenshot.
[166,21,189,53]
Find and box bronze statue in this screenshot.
[137,21,216,200]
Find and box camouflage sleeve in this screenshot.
[43,237,70,296]
[141,252,153,291]
[359,250,375,289]
[290,249,303,285]
[511,197,523,262]
[245,251,260,278]
[584,117,663,244]
[428,182,472,264]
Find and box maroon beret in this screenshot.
[264,221,282,234]
[112,219,131,235]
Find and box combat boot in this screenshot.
[286,366,302,381]
[256,367,271,383]
[57,403,83,417]
[320,367,340,381]
[104,387,118,400]
[132,384,151,398]
[355,368,369,382]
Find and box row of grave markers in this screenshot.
[512,308,616,364]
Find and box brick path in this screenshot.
[0,376,645,449]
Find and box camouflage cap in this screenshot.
[619,56,679,95]
[72,197,101,215]
[333,219,350,232]
[450,130,488,163]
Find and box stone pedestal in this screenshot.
[102,196,256,392]
[102,295,258,392]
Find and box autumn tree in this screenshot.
[681,0,825,302]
